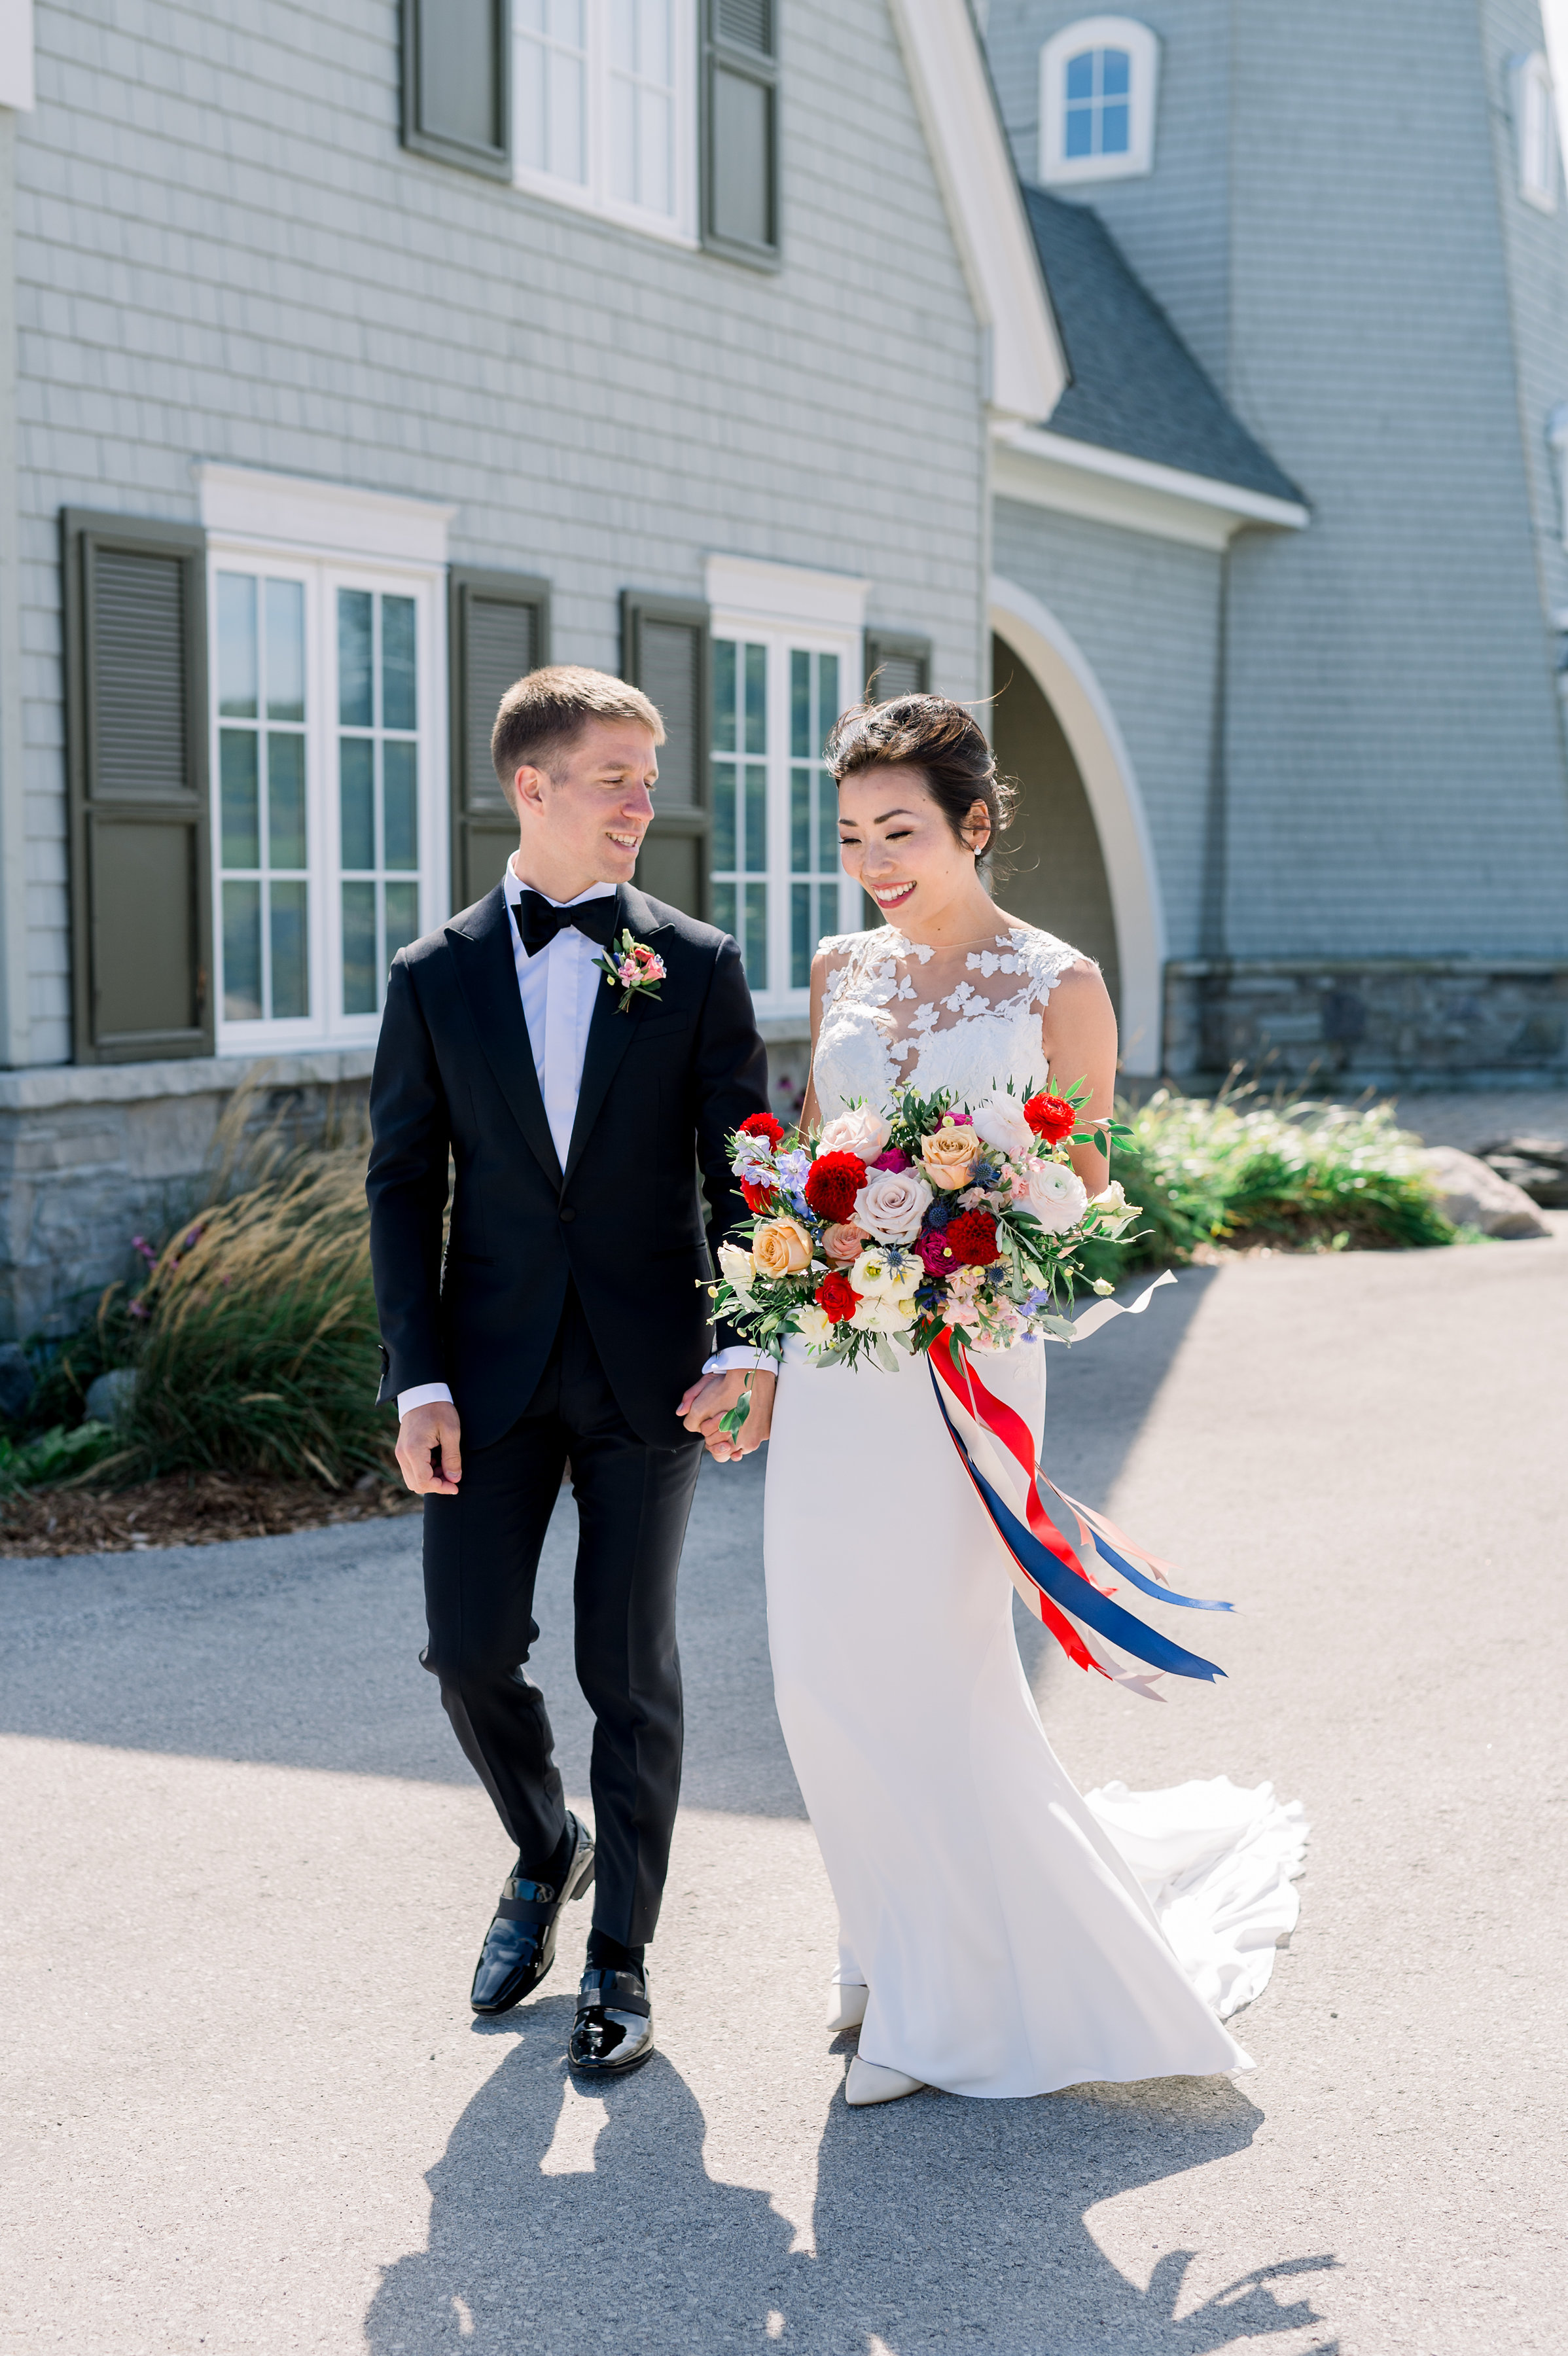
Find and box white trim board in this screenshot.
[993,425,1309,551]
[704,554,870,633]
[989,574,1166,1076]
[194,465,456,567]
[884,0,1067,424]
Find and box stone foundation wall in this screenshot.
[0,1051,375,1339]
[1164,959,1568,1090]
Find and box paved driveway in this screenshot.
[3,1226,1564,2355]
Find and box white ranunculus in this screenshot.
[852,1166,933,1245]
[1024,1158,1089,1234]
[794,1304,836,1348]
[971,1096,1033,1160]
[817,1105,893,1161]
[718,1240,756,1297]
[1090,1181,1128,1215]
[850,1287,919,1334]
[848,1245,902,1298]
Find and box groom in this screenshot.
[367,664,775,2077]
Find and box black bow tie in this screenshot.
[512,889,618,959]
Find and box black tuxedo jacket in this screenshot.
[366,880,770,1452]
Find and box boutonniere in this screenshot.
[594,929,667,1014]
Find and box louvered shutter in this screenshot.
[62,511,213,1064]
[448,568,550,910]
[621,592,711,921]
[702,0,780,266]
[401,0,512,179]
[864,631,932,702]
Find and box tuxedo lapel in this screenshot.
[446,887,564,1192]
[562,883,668,1187]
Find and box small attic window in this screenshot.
[1039,16,1158,187]
[1512,51,1558,214]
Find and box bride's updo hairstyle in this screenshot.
[824,694,1017,863]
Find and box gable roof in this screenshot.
[1022,187,1303,506]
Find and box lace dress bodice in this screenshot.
[811,923,1087,1121]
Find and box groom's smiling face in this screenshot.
[513,718,658,895]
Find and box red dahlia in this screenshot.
[945,1209,1000,1266]
[804,1151,868,1224]
[738,1111,786,1151]
[815,1270,861,1323]
[740,1178,774,1215]
[1024,1092,1077,1145]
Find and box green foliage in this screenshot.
[1079,1089,1455,1279]
[0,1419,127,1495]
[115,1153,393,1487]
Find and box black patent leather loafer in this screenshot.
[567,1965,655,2077]
[469,1812,596,2016]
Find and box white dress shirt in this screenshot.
[396,857,766,1418]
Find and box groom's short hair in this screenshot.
[491,666,664,806]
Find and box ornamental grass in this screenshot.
[114,1151,392,1488]
[1084,1088,1456,1277]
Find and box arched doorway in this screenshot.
[990,633,1121,1013]
[988,580,1166,1075]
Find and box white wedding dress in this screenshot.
[762,925,1308,2099]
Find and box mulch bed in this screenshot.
[0,1467,420,1557]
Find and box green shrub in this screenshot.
[1080,1089,1455,1279]
[116,1152,393,1487]
[0,1419,126,1495]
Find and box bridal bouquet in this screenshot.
[709,1084,1142,1380]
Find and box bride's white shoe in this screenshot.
[826,1982,868,2032]
[844,2056,924,2107]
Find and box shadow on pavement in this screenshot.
[366,2026,1336,2355]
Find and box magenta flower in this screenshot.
[872,1147,909,1172]
[916,1227,959,1276]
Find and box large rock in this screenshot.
[0,1341,35,1423]
[1418,1147,1551,1239]
[84,1367,139,1429]
[1478,1136,1568,1209]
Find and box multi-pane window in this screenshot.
[206,556,442,1049]
[1064,46,1130,160]
[789,651,842,989]
[709,630,857,1008]
[1038,18,1158,187]
[337,590,422,1016]
[514,0,694,236]
[711,638,768,988]
[217,575,309,1023]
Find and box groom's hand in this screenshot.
[396,1401,463,1496]
[676,1369,775,1463]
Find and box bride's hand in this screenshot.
[675,1369,776,1462]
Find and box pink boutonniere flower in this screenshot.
[594,929,667,1014]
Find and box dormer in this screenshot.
[1037,16,1160,188]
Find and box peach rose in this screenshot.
[920,1116,981,1191]
[751,1216,813,1280]
[819,1221,868,1264]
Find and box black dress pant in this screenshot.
[421,1287,702,1947]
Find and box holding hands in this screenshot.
[676,1368,776,1463]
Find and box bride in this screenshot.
[726,692,1305,2108]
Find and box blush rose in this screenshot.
[920,1118,981,1191]
[852,1167,933,1246]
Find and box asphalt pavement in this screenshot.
[3,1223,1565,2356]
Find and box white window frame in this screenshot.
[512,0,700,248]
[1038,16,1160,188]
[1512,50,1559,215]
[705,556,871,1022]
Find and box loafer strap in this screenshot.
[575,1968,650,2020]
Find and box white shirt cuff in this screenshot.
[702,1347,780,1376]
[397,1382,455,1418]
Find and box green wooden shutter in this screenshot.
[401,0,512,179]
[702,0,780,266]
[61,510,213,1065]
[621,592,711,921]
[864,631,932,702]
[448,567,550,910]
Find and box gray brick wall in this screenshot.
[15,0,986,1067]
[1222,0,1568,961]
[990,496,1222,964]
